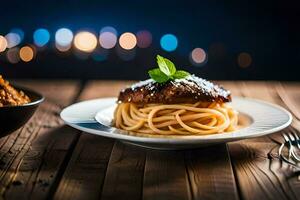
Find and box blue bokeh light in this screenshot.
[55,28,73,46]
[33,28,50,47]
[100,26,117,35]
[160,34,178,52]
[10,28,24,42]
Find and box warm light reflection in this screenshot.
[99,32,117,49]
[20,46,34,62]
[136,30,152,48]
[119,32,137,50]
[0,36,7,52]
[237,52,252,68]
[191,48,207,64]
[6,48,20,63]
[74,31,97,52]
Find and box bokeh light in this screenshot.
[55,28,73,46]
[99,32,117,49]
[10,28,24,41]
[136,30,152,48]
[6,47,20,63]
[19,46,34,62]
[237,52,252,68]
[100,26,117,35]
[33,28,50,47]
[119,32,137,50]
[5,33,21,48]
[190,48,207,66]
[0,36,7,52]
[56,43,71,52]
[160,34,178,52]
[74,31,97,52]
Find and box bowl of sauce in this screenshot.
[0,75,44,137]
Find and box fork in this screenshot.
[278,129,300,169]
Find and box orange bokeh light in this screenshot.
[20,46,34,62]
[0,35,7,52]
[74,31,97,52]
[119,32,137,50]
[237,52,252,68]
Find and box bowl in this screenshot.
[0,86,44,137]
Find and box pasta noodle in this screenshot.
[114,102,238,136]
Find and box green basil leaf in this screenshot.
[157,55,171,76]
[173,70,190,79]
[156,55,176,76]
[148,68,170,83]
[164,58,176,75]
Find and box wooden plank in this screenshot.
[185,144,238,200]
[101,142,146,200]
[230,139,300,200]
[143,150,191,200]
[227,81,300,200]
[54,81,134,200]
[239,81,280,103]
[276,82,300,121]
[54,132,114,200]
[78,80,132,100]
[0,81,81,199]
[217,81,244,97]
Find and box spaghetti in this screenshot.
[114,102,238,136]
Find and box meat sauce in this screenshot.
[118,75,231,104]
[0,75,31,107]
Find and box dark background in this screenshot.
[0,0,299,80]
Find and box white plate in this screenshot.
[60,97,292,150]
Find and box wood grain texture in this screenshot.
[101,142,146,200]
[1,80,299,200]
[78,80,132,100]
[54,81,131,200]
[225,81,300,200]
[276,82,300,121]
[185,144,239,200]
[0,81,80,199]
[54,134,114,200]
[229,140,299,200]
[143,150,191,200]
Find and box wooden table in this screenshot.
[0,80,299,200]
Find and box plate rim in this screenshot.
[61,96,292,144]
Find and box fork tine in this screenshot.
[278,141,300,169]
[291,129,300,149]
[283,133,292,158]
[290,130,300,161]
[286,132,300,162]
